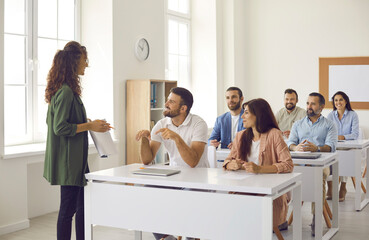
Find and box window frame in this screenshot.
[3,0,80,147]
[165,0,192,88]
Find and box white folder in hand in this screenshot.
[89,130,117,158]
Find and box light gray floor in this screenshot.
[1,184,369,240]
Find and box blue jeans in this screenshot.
[57,185,84,240]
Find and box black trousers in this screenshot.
[57,185,84,240]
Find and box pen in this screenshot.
[99,119,115,129]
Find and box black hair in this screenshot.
[309,92,325,106]
[331,91,353,111]
[226,87,243,98]
[284,88,298,101]
[170,87,194,114]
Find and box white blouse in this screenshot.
[248,140,260,164]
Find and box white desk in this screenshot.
[85,164,302,240]
[337,139,369,211]
[292,152,339,240]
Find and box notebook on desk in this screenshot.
[290,152,321,159]
[132,168,181,176]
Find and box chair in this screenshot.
[207,146,217,168]
[288,200,333,228]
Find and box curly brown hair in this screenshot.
[45,41,88,103]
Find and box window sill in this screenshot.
[3,143,98,160]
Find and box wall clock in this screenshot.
[135,38,150,61]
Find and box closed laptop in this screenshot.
[132,168,181,176]
[290,152,321,159]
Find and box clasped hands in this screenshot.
[295,139,318,152]
[135,128,179,141]
[225,159,261,173]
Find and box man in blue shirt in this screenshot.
[208,87,245,149]
[288,92,337,236]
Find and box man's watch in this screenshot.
[317,146,321,152]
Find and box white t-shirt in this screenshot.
[248,140,260,165]
[231,114,240,141]
[151,113,209,168]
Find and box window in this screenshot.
[166,0,191,89]
[4,0,78,146]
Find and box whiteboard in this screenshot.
[329,65,369,102]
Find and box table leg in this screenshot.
[315,168,323,240]
[292,183,302,240]
[355,150,362,211]
[135,231,142,240]
[332,161,339,228]
[362,148,369,210]
[85,182,93,240]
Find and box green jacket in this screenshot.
[44,84,89,187]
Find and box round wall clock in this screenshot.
[135,38,150,61]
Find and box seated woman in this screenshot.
[327,91,359,202]
[223,98,293,231]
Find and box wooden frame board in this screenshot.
[319,57,369,109]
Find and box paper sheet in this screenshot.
[89,130,117,158]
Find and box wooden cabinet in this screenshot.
[126,79,177,165]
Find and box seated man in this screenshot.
[275,88,305,139]
[287,92,337,236]
[136,87,208,240]
[209,87,245,149]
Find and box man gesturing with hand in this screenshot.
[136,87,209,169]
[135,87,208,240]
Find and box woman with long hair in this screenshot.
[223,98,293,231]
[43,41,111,240]
[326,91,359,202]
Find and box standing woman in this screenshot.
[327,91,359,202]
[43,41,110,240]
[223,98,293,231]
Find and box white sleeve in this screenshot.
[191,119,208,143]
[150,120,163,143]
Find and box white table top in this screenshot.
[86,164,301,196]
[336,139,369,149]
[291,152,338,166]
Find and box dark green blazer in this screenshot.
[44,84,89,187]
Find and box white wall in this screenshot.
[112,0,166,164]
[81,0,114,125]
[217,0,248,114]
[233,0,369,136]
[191,0,217,125]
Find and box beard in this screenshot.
[228,100,241,111]
[163,107,181,118]
[285,103,296,111]
[306,108,319,117]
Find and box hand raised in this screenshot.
[135,130,151,141]
[155,128,179,141]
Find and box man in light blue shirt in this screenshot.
[288,92,337,237]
